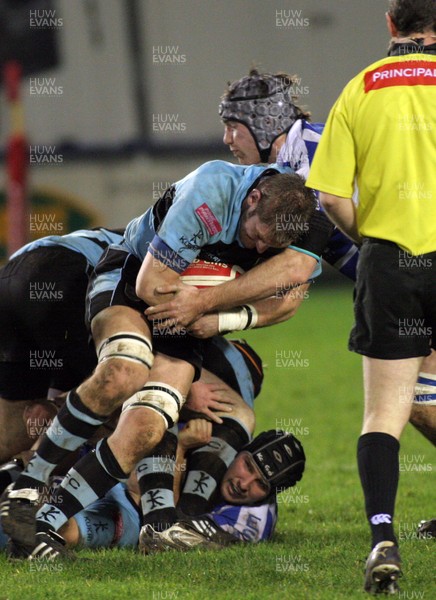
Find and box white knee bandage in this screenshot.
[97,332,154,370]
[414,372,436,405]
[121,382,185,428]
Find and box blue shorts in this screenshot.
[73,483,140,548]
[71,488,274,549]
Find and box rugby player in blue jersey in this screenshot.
[2,162,316,559]
[144,69,354,328]
[0,428,304,553]
[0,228,124,465]
[179,68,358,342]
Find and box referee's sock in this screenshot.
[357,432,400,548]
[177,417,250,516]
[136,427,178,532]
[14,390,108,492]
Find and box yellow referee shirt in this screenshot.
[306,53,436,256]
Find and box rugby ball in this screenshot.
[180,259,244,288]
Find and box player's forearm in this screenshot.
[190,288,306,336]
[199,250,316,312]
[136,253,180,306]
[252,283,309,328]
[319,193,361,244]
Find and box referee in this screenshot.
[306,0,436,595]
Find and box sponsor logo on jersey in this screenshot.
[365,60,436,92]
[195,203,222,236]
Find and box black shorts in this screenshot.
[0,247,97,400]
[349,238,436,359]
[87,248,204,378]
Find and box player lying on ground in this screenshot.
[138,426,304,553]
[0,425,305,554]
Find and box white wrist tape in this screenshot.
[218,305,258,333]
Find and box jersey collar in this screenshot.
[388,41,436,56]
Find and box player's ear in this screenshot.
[247,188,261,208]
[386,12,398,37]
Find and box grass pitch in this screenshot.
[0,284,434,599]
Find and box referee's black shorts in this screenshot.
[349,238,436,359]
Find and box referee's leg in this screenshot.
[358,355,423,549]
[362,356,422,439]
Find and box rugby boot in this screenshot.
[138,524,168,554]
[29,530,74,561]
[363,541,402,595]
[417,518,436,539]
[0,484,39,548]
[143,517,238,552]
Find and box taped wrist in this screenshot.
[218,305,258,333]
